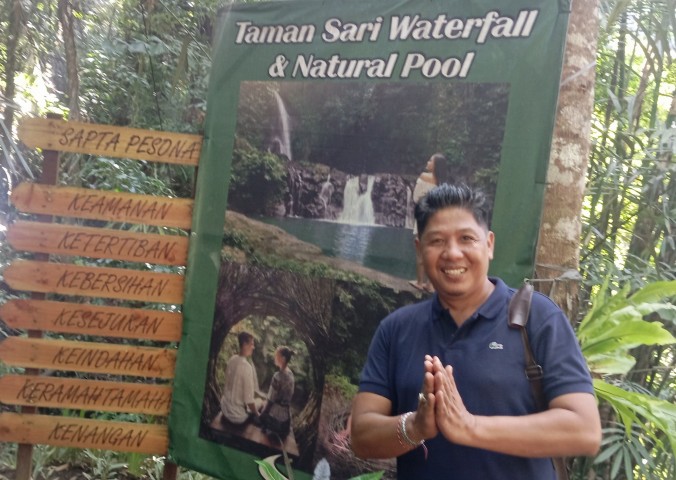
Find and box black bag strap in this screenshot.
[508,282,569,480]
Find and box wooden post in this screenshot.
[162,460,179,480]
[15,113,61,480]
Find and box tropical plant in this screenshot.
[228,140,289,216]
[576,279,676,479]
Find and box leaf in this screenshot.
[582,317,676,358]
[348,473,385,480]
[593,380,676,459]
[585,353,636,375]
[627,280,676,304]
[256,456,288,480]
[594,441,623,464]
[607,87,623,113]
[610,448,623,479]
[622,447,633,480]
[578,282,631,337]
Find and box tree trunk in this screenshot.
[1,0,23,144]
[535,0,600,321]
[57,0,81,120]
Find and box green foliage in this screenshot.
[349,474,384,480]
[78,157,176,195]
[236,81,507,185]
[81,449,127,480]
[595,424,659,480]
[0,442,17,472]
[228,141,288,216]
[325,374,359,399]
[577,280,676,478]
[255,459,289,480]
[78,0,217,132]
[578,3,676,477]
[594,381,676,459]
[578,280,676,374]
[0,446,219,480]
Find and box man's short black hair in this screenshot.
[414,183,491,236]
[237,331,254,348]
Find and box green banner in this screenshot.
[169,0,570,478]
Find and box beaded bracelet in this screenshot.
[397,411,428,460]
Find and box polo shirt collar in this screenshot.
[431,277,509,323]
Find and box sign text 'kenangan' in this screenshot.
[48,422,150,449]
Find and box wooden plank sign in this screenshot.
[4,260,184,303]
[0,413,168,454]
[2,118,198,477]
[18,117,202,166]
[0,375,172,415]
[10,182,193,228]
[7,221,189,266]
[0,299,182,342]
[0,337,176,378]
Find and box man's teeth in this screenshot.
[443,268,466,275]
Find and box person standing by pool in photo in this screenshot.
[410,153,449,293]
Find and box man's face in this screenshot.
[416,206,494,307]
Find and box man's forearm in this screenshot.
[448,401,601,457]
[351,412,421,459]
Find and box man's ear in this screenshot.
[487,230,495,259]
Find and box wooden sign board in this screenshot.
[4,260,184,303]
[0,375,172,415]
[7,221,189,266]
[0,413,168,454]
[4,118,199,471]
[0,299,182,342]
[10,182,193,228]
[0,337,176,378]
[18,117,201,166]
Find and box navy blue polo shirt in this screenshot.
[358,277,594,480]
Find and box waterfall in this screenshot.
[273,91,293,161]
[338,176,376,225]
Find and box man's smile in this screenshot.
[442,267,467,276]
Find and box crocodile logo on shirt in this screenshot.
[489,341,504,350]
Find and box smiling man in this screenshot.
[350,183,601,479]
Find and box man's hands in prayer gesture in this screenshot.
[413,355,440,441]
[428,355,477,445]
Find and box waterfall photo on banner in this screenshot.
[226,80,508,280]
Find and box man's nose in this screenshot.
[441,240,463,258]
